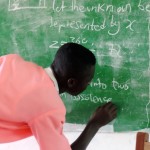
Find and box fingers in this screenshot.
[111,109,117,119]
[90,102,118,126]
[103,101,114,108]
[103,102,117,110]
[103,102,117,117]
[96,102,112,110]
[96,102,117,115]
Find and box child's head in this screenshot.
[51,42,96,95]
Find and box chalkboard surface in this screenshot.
[0,0,150,132]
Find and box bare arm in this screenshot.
[71,102,117,150]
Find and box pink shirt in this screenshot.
[0,54,71,150]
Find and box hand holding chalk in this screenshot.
[71,102,117,150]
[89,102,117,127]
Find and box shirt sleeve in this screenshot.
[28,111,72,150]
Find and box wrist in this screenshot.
[87,120,101,130]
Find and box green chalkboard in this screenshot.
[0,0,150,132]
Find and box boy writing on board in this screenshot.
[0,43,117,150]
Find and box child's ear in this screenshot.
[67,78,78,88]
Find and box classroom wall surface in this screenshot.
[0,0,150,132]
[0,123,149,150]
[0,133,136,150]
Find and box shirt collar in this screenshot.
[44,67,59,92]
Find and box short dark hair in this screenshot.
[52,42,96,79]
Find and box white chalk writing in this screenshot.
[49,37,88,49]
[138,0,150,12]
[90,78,130,91]
[49,16,136,35]
[8,0,150,14]
[112,78,129,91]
[90,78,107,89]
[60,77,130,104]
[52,0,132,14]
[8,0,46,11]
[61,93,112,104]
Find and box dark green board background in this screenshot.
[0,0,150,132]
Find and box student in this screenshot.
[0,43,117,150]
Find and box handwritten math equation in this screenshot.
[48,36,140,59]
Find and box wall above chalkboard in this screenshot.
[0,0,150,132]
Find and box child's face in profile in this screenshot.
[68,65,95,96]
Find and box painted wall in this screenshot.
[0,124,139,150]
[0,132,137,150]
